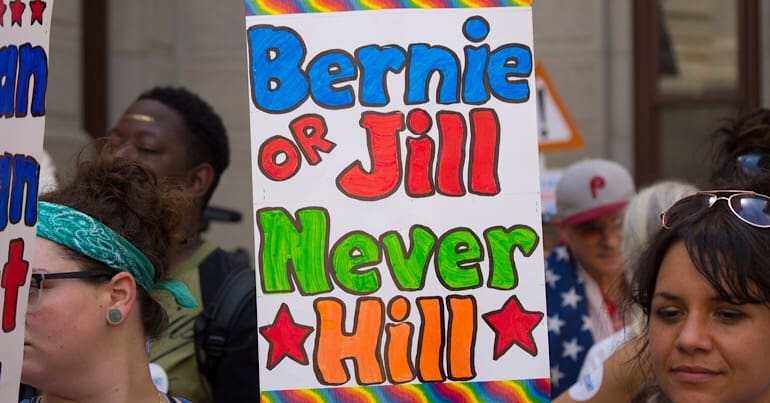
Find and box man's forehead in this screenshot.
[122,113,156,123]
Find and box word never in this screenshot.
[247,16,532,113]
[257,207,539,295]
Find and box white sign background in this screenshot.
[247,7,549,392]
[0,0,54,400]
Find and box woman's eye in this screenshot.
[716,309,746,322]
[654,307,682,321]
[138,147,158,154]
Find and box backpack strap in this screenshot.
[194,249,256,384]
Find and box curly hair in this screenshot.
[710,108,770,184]
[40,149,190,338]
[138,86,230,207]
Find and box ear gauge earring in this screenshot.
[107,308,123,324]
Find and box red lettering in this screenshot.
[258,135,301,181]
[2,238,28,332]
[436,111,466,196]
[336,112,404,200]
[468,109,500,195]
[290,114,335,165]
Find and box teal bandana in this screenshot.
[37,201,198,309]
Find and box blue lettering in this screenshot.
[0,153,39,231]
[247,25,309,113]
[16,44,48,117]
[356,45,406,107]
[308,50,357,109]
[406,44,460,105]
[487,44,532,103]
[0,46,18,118]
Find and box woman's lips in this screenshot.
[670,365,722,383]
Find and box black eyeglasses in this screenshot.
[661,190,770,230]
[28,271,114,313]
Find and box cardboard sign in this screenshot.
[0,0,54,399]
[245,1,550,400]
[535,62,584,152]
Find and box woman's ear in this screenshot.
[104,272,137,325]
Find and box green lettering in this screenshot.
[331,231,382,294]
[485,225,539,289]
[435,227,483,290]
[257,207,331,295]
[381,225,437,290]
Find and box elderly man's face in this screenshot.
[560,210,625,281]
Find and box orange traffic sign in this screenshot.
[535,61,585,152]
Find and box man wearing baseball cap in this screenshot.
[544,158,635,397]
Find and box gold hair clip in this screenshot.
[123,113,156,123]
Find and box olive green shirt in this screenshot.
[150,241,217,403]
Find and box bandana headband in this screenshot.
[37,201,198,309]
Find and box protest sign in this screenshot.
[245,1,550,400]
[0,0,54,400]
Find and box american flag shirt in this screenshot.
[545,244,594,397]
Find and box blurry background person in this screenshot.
[22,154,195,403]
[107,86,258,402]
[711,108,770,184]
[545,158,635,396]
[555,180,697,403]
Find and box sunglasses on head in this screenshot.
[661,190,770,229]
[737,153,770,176]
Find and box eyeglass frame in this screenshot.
[28,271,115,313]
[660,190,770,230]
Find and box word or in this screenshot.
[247,16,532,113]
[2,239,28,332]
[257,207,539,296]
[0,43,48,118]
[258,109,501,200]
[0,153,38,230]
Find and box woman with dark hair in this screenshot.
[631,178,770,402]
[21,153,197,403]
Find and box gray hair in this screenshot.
[622,180,698,270]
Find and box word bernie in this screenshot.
[247,15,533,113]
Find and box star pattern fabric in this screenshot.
[545,244,594,397]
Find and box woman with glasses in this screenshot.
[21,153,196,403]
[629,180,770,402]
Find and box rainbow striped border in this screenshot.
[245,0,532,16]
[261,378,550,402]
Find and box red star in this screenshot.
[482,295,544,359]
[29,0,45,25]
[9,0,23,26]
[0,1,7,27]
[259,303,314,370]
